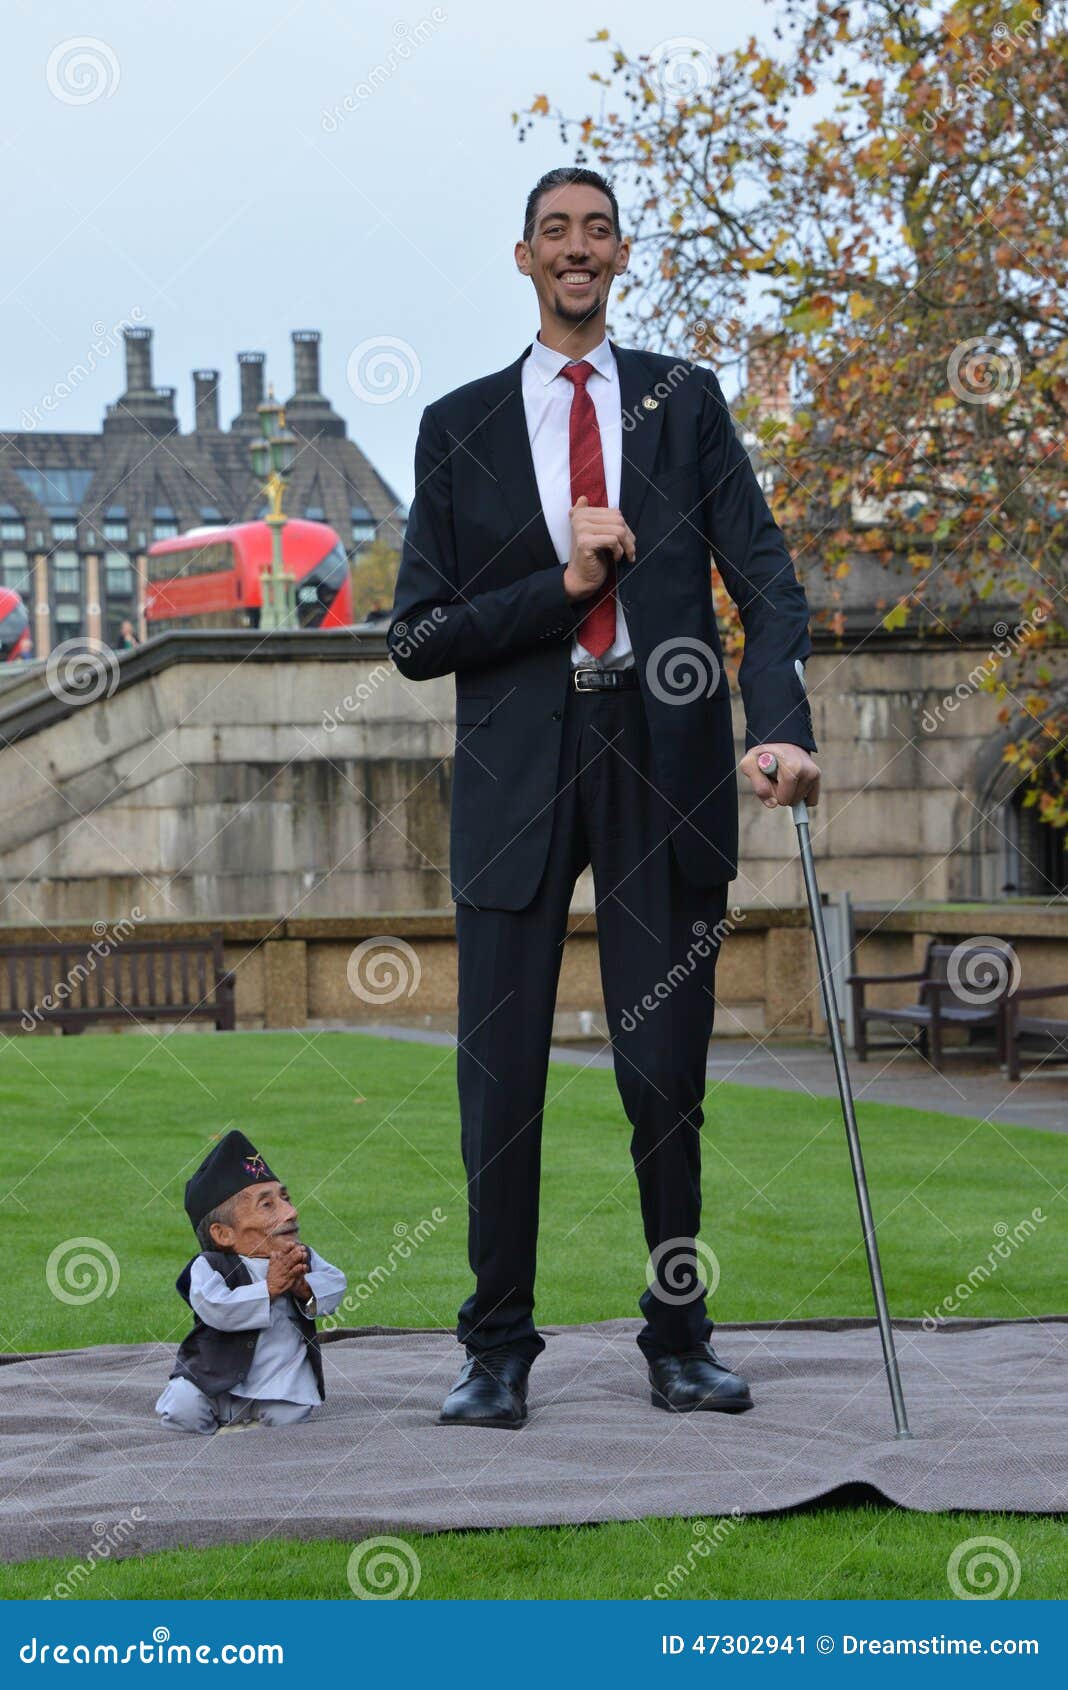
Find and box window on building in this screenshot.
[1000,775,1068,897]
[50,551,81,595]
[105,554,134,595]
[153,505,179,540]
[104,552,137,647]
[1,550,30,594]
[13,468,93,510]
[351,505,375,545]
[53,602,84,641]
[102,504,127,543]
[0,507,25,543]
[51,519,78,542]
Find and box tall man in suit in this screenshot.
[388,167,820,1428]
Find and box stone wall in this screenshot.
[1,905,1064,1041]
[0,628,1040,925]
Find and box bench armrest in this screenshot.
[921,979,1005,1005]
[846,970,927,987]
[1008,982,1068,1003]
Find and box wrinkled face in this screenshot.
[210,1180,299,1257]
[516,182,629,327]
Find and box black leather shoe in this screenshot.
[438,1348,531,1428]
[648,1342,753,1413]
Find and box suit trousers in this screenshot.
[454,676,730,1363]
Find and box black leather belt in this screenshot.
[572,665,639,692]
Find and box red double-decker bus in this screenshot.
[0,588,31,661]
[144,518,353,633]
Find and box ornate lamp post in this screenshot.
[249,387,298,630]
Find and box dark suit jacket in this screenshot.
[388,341,816,910]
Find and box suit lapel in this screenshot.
[613,342,666,552]
[479,339,667,578]
[480,347,559,575]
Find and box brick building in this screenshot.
[0,327,406,655]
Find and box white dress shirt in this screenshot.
[521,331,634,670]
[185,1247,347,1407]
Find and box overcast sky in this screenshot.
[4,1,773,505]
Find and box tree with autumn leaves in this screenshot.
[518,0,1067,851]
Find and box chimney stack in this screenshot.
[230,351,266,433]
[293,329,321,395]
[125,325,153,393]
[284,329,346,438]
[193,369,220,433]
[102,325,178,438]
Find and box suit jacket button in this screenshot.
[552,710,561,720]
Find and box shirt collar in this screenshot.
[528,330,616,389]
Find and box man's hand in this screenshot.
[740,743,821,810]
[266,1240,308,1298]
[562,494,636,600]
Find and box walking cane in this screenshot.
[757,672,912,1439]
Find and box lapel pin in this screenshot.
[642,395,659,410]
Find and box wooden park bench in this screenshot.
[848,939,1014,1072]
[1002,981,1068,1082]
[0,929,236,1035]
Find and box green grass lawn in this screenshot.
[0,1029,1063,1600]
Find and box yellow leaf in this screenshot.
[848,292,874,319]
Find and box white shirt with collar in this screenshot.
[185,1247,347,1407]
[521,331,634,670]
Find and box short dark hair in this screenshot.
[523,167,621,246]
[196,1194,238,1253]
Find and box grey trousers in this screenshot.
[155,1376,315,1435]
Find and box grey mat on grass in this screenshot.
[0,1318,1064,1562]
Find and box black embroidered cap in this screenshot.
[184,1130,278,1230]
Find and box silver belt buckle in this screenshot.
[573,666,598,692]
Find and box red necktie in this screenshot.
[559,360,616,659]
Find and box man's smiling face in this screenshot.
[516,181,629,330]
[209,1180,300,1257]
